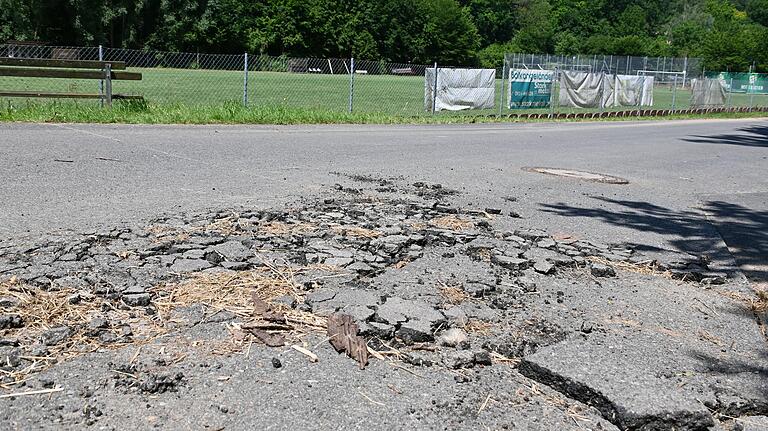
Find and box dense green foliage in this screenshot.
[1,0,766,71]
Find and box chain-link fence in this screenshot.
[506,53,701,85]
[1,43,766,118]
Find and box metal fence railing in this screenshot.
[1,44,766,118]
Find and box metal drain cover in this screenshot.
[523,167,629,184]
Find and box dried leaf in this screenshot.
[248,328,285,347]
[251,293,270,315]
[327,313,368,369]
[251,291,286,323]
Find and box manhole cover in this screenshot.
[523,167,629,184]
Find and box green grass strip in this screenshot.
[0,100,766,125]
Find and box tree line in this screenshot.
[1,0,766,72]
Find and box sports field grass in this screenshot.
[1,67,766,117]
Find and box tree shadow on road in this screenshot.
[703,200,768,282]
[690,350,768,407]
[692,350,768,378]
[681,125,768,148]
[540,197,768,281]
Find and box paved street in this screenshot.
[2,118,766,279]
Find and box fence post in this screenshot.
[499,56,506,117]
[599,73,605,115]
[243,52,249,107]
[98,45,104,108]
[749,63,755,112]
[432,62,438,115]
[103,63,112,108]
[682,57,688,88]
[671,74,677,112]
[727,77,734,111]
[348,57,355,114]
[550,67,557,118]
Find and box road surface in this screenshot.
[1,118,766,279]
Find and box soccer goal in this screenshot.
[637,70,687,87]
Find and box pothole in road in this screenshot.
[523,167,630,184]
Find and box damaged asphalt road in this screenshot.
[0,120,767,430]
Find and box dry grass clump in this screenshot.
[1,280,96,333]
[259,221,315,236]
[153,263,333,337]
[145,225,192,242]
[438,281,468,305]
[463,319,494,335]
[0,279,161,389]
[1,261,338,388]
[474,248,492,262]
[0,280,160,349]
[206,214,248,236]
[715,288,768,315]
[0,259,347,389]
[429,215,474,231]
[754,289,768,313]
[146,213,249,241]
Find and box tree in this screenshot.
[1,0,766,71]
[421,0,481,65]
[746,0,768,26]
[463,0,520,46]
[613,5,649,37]
[0,0,37,41]
[553,31,582,55]
[478,41,519,68]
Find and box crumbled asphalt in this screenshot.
[1,172,766,430]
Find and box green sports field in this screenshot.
[1,67,766,116]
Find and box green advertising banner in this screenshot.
[508,69,554,109]
[713,72,768,95]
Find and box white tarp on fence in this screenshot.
[425,68,495,112]
[558,71,605,108]
[604,75,654,107]
[690,78,726,108]
[559,71,654,108]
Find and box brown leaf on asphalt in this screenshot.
[251,291,286,323]
[248,328,285,347]
[327,313,369,369]
[251,293,271,315]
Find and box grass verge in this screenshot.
[0,100,766,125]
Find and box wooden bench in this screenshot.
[0,57,143,106]
[392,67,415,75]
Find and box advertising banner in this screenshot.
[508,69,554,109]
[715,72,768,95]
